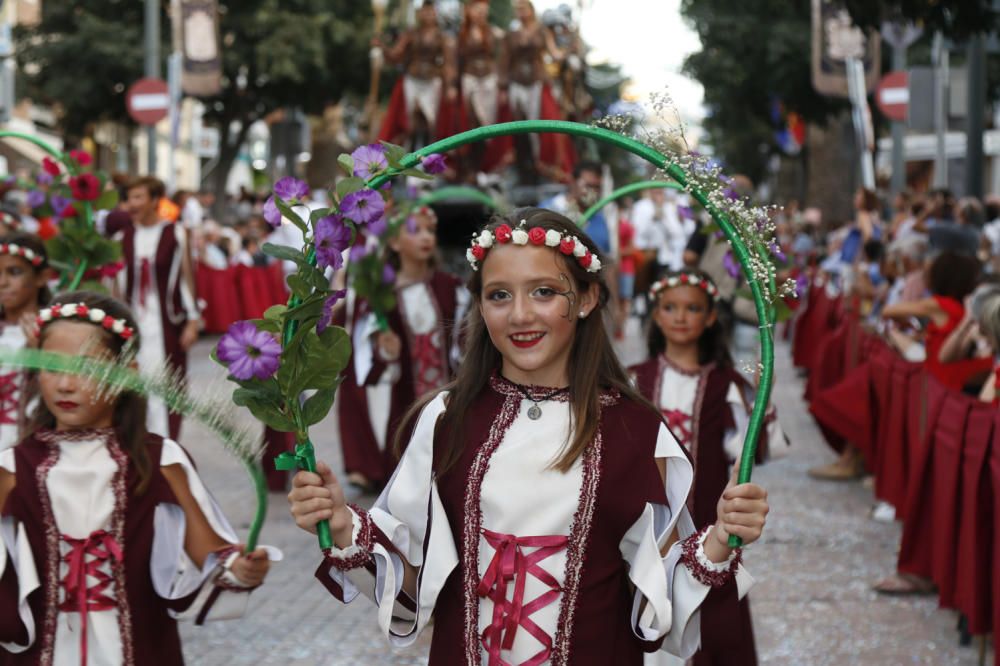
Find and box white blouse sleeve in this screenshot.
[151,439,282,623]
[315,391,458,647]
[725,381,787,464]
[618,423,755,659]
[449,285,471,370]
[0,450,38,654]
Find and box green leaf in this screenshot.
[336,177,365,201]
[263,304,287,321]
[337,154,355,176]
[274,198,308,235]
[262,242,305,264]
[95,188,118,211]
[285,274,313,300]
[289,326,350,396]
[302,385,339,426]
[251,317,281,334]
[399,167,434,181]
[284,294,326,322]
[380,142,407,168]
[236,393,296,431]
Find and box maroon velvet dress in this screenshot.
[314,377,741,664]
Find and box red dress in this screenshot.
[924,296,992,391]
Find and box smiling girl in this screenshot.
[0,292,276,665]
[0,232,52,451]
[290,208,769,664]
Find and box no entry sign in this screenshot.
[126,78,170,126]
[876,71,909,123]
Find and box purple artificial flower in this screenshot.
[314,214,352,271]
[769,241,787,262]
[677,205,693,220]
[263,196,281,228]
[367,215,388,237]
[317,289,348,333]
[351,144,388,180]
[724,188,739,202]
[382,263,397,285]
[341,189,385,226]
[723,250,740,279]
[36,172,53,186]
[273,176,309,202]
[421,153,447,175]
[216,320,282,381]
[26,190,46,209]
[50,194,70,215]
[349,243,371,263]
[795,273,809,298]
[405,215,418,234]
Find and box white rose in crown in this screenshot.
[544,230,561,247]
[88,308,106,323]
[572,241,587,258]
[478,230,494,248]
[511,229,529,245]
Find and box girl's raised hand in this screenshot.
[19,312,38,348]
[711,466,769,552]
[229,547,272,587]
[288,461,353,545]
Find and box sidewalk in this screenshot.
[177,334,986,665]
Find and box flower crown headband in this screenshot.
[36,303,135,340]
[0,242,44,267]
[649,273,720,302]
[466,219,602,273]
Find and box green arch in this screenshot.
[0,131,95,290]
[414,185,502,210]
[579,180,684,226]
[289,120,773,549]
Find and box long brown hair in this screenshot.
[395,207,659,474]
[27,291,152,494]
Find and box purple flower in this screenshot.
[26,190,46,209]
[769,241,787,262]
[314,214,352,271]
[216,321,282,381]
[677,205,693,220]
[36,173,53,186]
[351,144,388,180]
[263,196,281,228]
[274,177,309,202]
[421,153,447,175]
[795,273,809,298]
[382,263,396,285]
[405,216,418,234]
[317,289,348,333]
[723,251,740,279]
[724,188,739,202]
[367,215,388,237]
[341,189,385,226]
[50,194,70,215]
[349,243,371,263]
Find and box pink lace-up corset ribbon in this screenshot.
[0,371,19,425]
[661,408,692,448]
[58,529,123,666]
[476,529,569,666]
[410,331,447,396]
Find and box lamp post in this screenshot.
[365,0,390,141]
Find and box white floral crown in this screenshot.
[0,242,44,267]
[466,219,602,273]
[649,273,720,302]
[36,303,135,340]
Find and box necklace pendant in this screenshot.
[527,403,542,420]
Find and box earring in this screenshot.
[579,311,587,319]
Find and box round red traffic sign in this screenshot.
[876,71,909,123]
[126,78,170,126]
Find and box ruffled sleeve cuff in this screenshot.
[0,517,38,653]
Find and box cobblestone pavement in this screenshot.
[177,330,991,665]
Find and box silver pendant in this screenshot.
[527,403,542,420]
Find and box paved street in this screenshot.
[177,332,989,665]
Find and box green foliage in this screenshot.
[842,1,998,41]
[680,0,847,183]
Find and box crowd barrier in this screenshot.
[793,282,999,657]
[196,262,289,334]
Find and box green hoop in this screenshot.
[578,180,684,226]
[288,120,774,549]
[0,131,96,290]
[414,185,502,211]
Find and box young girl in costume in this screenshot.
[336,205,468,492]
[0,291,278,664]
[630,269,782,666]
[0,232,52,451]
[290,208,770,664]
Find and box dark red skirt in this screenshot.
[874,356,923,511]
[809,361,873,457]
[197,263,241,334]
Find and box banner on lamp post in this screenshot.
[179,0,222,97]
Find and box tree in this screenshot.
[842,1,999,40]
[15,1,374,203]
[680,0,847,186]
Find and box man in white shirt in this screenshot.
[632,187,695,277]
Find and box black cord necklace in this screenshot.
[513,384,569,420]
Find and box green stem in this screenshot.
[578,180,684,226]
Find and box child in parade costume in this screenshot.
[336,206,468,493]
[630,270,783,666]
[0,292,278,665]
[0,234,51,451]
[290,209,770,665]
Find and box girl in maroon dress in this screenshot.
[290,209,770,665]
[337,206,467,492]
[629,270,780,666]
[0,292,276,665]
